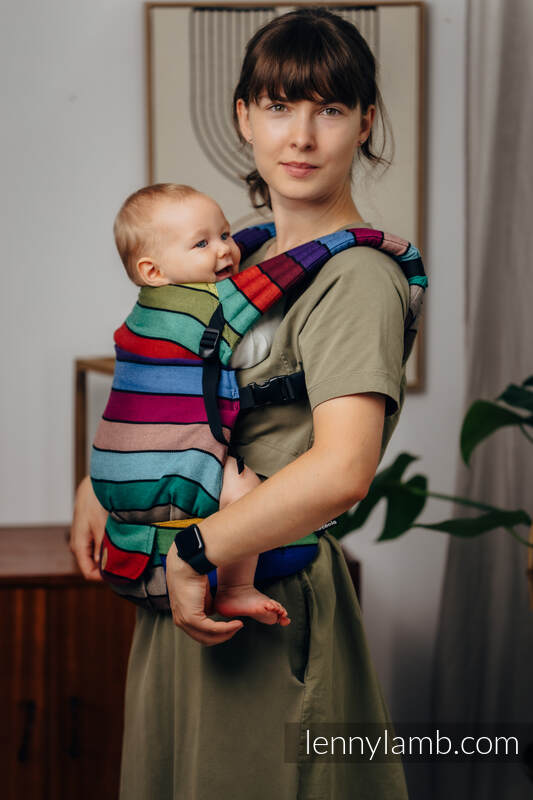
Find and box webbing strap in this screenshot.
[201,305,228,448]
[201,305,244,473]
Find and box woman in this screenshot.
[71,8,412,798]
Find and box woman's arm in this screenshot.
[199,392,384,563]
[165,392,385,641]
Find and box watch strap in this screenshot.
[188,549,217,575]
[174,524,217,575]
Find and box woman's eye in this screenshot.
[194,239,208,248]
[322,107,342,117]
[269,103,286,112]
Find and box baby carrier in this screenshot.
[90,224,427,610]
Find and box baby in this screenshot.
[108,183,290,626]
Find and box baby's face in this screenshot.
[151,194,241,284]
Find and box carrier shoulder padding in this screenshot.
[115,223,427,369]
[225,224,427,366]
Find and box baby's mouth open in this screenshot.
[215,265,234,279]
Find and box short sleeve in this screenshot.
[299,248,409,416]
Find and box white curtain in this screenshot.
[430,1,533,797]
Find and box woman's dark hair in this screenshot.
[232,6,393,210]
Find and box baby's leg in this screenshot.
[213,457,290,626]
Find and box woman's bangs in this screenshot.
[249,35,360,108]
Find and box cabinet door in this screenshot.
[0,588,48,800]
[48,585,135,800]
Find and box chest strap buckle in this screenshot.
[239,371,307,410]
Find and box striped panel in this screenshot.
[215,226,427,366]
[94,420,229,459]
[109,504,199,525]
[216,267,278,334]
[92,473,219,518]
[255,252,308,290]
[379,232,409,256]
[315,229,360,251]
[91,448,223,497]
[102,392,239,427]
[124,305,234,365]
[155,517,203,529]
[112,360,239,400]
[101,530,151,582]
[219,321,242,352]
[126,304,207,354]
[101,562,170,608]
[233,222,276,257]
[137,282,218,317]
[114,347,202,366]
[351,229,385,249]
[134,283,239,360]
[400,244,420,260]
[105,517,155,554]
[114,323,199,360]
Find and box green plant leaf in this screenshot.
[330,453,422,540]
[378,474,428,541]
[460,400,533,465]
[413,508,531,537]
[496,382,533,412]
[346,452,420,532]
[373,451,420,484]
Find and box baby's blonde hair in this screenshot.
[114,183,201,284]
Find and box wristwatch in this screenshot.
[173,524,217,575]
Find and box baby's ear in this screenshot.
[136,257,169,287]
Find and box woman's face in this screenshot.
[236,93,375,206]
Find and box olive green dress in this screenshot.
[119,222,410,799]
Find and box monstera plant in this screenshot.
[335,375,533,597]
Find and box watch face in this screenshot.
[177,526,203,561]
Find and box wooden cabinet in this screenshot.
[0,525,361,800]
[0,526,136,800]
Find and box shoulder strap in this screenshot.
[233,221,276,262]
[221,226,427,366]
[115,226,427,369]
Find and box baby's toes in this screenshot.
[272,603,290,625]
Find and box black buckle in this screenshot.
[249,375,298,406]
[199,327,221,360]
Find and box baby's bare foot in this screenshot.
[214,584,291,626]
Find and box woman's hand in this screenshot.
[70,475,107,580]
[166,543,244,646]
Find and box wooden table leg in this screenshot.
[74,362,87,494]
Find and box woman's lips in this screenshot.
[281,163,318,178]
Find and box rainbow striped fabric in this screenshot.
[90,224,427,610]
